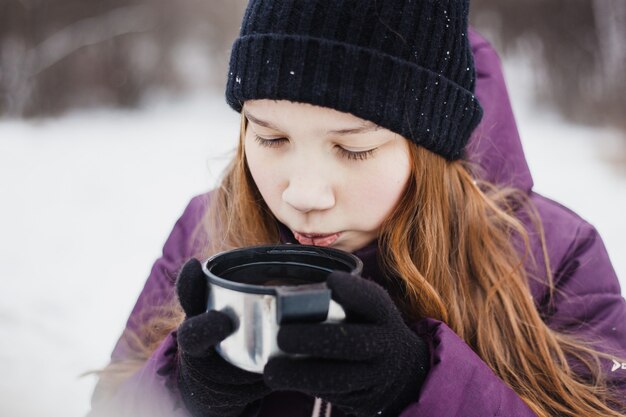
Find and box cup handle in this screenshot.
[275,283,344,325]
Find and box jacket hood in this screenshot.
[466,28,533,193]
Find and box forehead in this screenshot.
[243,100,378,131]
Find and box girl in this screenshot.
[90,1,626,416]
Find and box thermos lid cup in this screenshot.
[203,244,363,295]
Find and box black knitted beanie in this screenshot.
[226,0,483,161]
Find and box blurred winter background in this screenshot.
[0,1,624,416]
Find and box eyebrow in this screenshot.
[244,110,380,136]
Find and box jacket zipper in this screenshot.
[312,397,332,417]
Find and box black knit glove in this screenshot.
[263,271,429,417]
[176,259,271,417]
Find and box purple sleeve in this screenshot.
[111,193,210,361]
[543,219,626,387]
[91,193,211,416]
[398,222,626,417]
[398,319,537,417]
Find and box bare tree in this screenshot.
[470,0,626,134]
[0,0,246,117]
[592,0,626,130]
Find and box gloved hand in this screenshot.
[176,259,271,417]
[263,271,430,417]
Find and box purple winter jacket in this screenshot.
[91,29,626,417]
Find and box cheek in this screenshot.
[244,139,283,204]
[346,149,410,225]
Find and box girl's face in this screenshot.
[244,100,411,253]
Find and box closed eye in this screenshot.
[253,135,377,161]
[253,135,288,148]
[336,147,377,161]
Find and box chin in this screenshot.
[333,240,361,253]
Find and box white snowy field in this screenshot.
[1,62,625,417]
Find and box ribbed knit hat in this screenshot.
[226,0,483,161]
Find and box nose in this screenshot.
[282,173,335,213]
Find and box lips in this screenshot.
[293,231,341,247]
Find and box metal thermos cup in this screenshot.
[201,244,363,373]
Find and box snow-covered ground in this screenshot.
[1,61,625,416]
